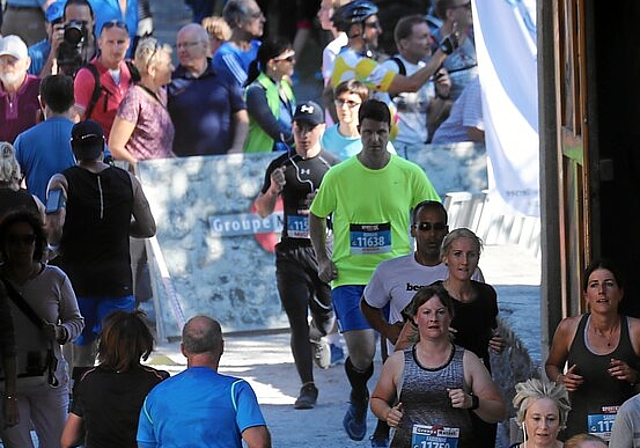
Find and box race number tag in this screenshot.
[286,215,309,239]
[587,406,618,442]
[411,424,459,448]
[349,223,391,255]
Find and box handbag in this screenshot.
[0,277,59,387]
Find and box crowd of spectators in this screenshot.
[0,0,633,448]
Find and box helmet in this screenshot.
[331,0,379,32]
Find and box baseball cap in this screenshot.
[292,101,324,126]
[45,0,65,23]
[0,35,28,60]
[71,120,105,160]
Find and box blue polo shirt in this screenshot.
[27,38,51,76]
[14,116,76,203]
[212,40,260,88]
[167,59,246,156]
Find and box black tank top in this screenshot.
[58,166,134,297]
[565,313,637,438]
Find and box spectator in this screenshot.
[381,15,452,149]
[320,79,395,160]
[244,38,296,153]
[508,378,571,448]
[253,101,339,409]
[432,0,478,100]
[28,0,98,78]
[87,0,138,57]
[309,99,440,442]
[1,0,47,46]
[201,15,232,57]
[0,209,84,448]
[565,434,607,448]
[318,0,351,124]
[545,259,640,439]
[168,23,248,156]
[369,285,506,448]
[0,142,44,218]
[73,20,134,136]
[109,37,175,166]
[431,75,484,144]
[60,310,169,448]
[14,74,76,203]
[0,35,40,144]
[137,315,272,448]
[46,120,156,384]
[609,391,640,447]
[213,0,265,87]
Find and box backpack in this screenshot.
[83,60,141,119]
[389,56,406,76]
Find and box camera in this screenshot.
[57,20,88,77]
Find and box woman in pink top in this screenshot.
[109,37,175,167]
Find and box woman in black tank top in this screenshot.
[545,259,640,439]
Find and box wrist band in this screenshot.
[469,394,479,410]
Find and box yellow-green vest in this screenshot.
[244,73,295,153]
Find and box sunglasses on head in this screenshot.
[101,19,128,33]
[414,222,447,231]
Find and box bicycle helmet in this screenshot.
[331,0,379,32]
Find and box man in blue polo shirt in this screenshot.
[168,23,248,156]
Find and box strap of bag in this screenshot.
[0,276,59,387]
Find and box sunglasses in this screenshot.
[6,234,36,245]
[101,19,128,33]
[364,20,381,29]
[334,99,361,108]
[414,222,447,231]
[274,55,295,63]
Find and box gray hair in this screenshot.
[223,0,258,28]
[513,378,571,429]
[134,37,172,75]
[182,315,223,356]
[0,142,22,184]
[440,227,482,260]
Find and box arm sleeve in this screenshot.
[58,274,85,342]
[309,170,337,219]
[246,86,290,143]
[232,380,267,432]
[137,397,157,448]
[363,265,391,309]
[74,67,97,110]
[411,166,441,205]
[213,52,247,88]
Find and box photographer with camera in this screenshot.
[28,0,97,78]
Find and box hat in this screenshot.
[293,101,324,126]
[0,35,28,60]
[71,120,105,160]
[45,0,65,23]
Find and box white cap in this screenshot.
[0,35,28,60]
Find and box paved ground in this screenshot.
[146,243,541,448]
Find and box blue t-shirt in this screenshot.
[27,39,51,76]
[88,0,138,57]
[168,59,246,156]
[137,367,267,448]
[14,116,76,203]
[320,124,397,161]
[212,40,261,87]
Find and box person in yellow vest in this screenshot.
[243,38,296,153]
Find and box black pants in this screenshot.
[275,243,335,384]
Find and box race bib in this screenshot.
[286,215,309,239]
[349,223,392,255]
[411,424,459,448]
[588,406,618,442]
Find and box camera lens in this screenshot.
[64,21,84,46]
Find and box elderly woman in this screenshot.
[508,378,571,448]
[61,310,168,448]
[371,285,506,448]
[243,38,296,153]
[0,210,84,448]
[109,37,175,167]
[545,259,640,439]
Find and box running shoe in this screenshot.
[311,338,331,369]
[294,383,318,409]
[343,399,368,441]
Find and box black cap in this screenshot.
[71,120,105,160]
[292,101,324,126]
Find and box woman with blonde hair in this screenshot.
[109,37,175,167]
[508,378,571,448]
[0,142,43,219]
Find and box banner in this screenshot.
[473,0,539,217]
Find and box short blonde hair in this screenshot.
[134,37,172,75]
[201,15,231,41]
[0,142,22,184]
[513,378,571,429]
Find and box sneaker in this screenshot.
[311,338,331,369]
[343,399,368,441]
[329,342,345,366]
[370,435,389,448]
[294,383,318,409]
